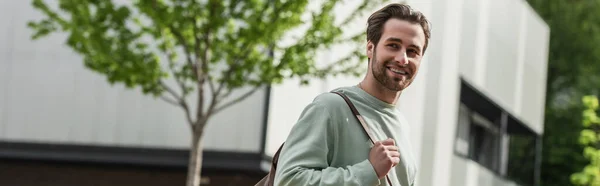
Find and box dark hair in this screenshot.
[367,3,431,54]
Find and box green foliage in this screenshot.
[526,0,600,185]
[571,96,600,186]
[29,0,167,95]
[506,135,537,186]
[27,0,387,119]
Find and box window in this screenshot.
[455,79,540,186]
[455,104,501,173]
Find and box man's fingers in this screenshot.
[391,157,400,167]
[385,145,399,152]
[388,151,400,158]
[381,138,396,146]
[374,141,383,146]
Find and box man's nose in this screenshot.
[395,51,409,66]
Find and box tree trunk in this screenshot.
[186,133,203,186]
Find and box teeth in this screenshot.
[390,68,407,75]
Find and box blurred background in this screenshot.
[0,0,599,186]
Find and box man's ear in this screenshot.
[367,41,374,60]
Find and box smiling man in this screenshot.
[273,3,431,186]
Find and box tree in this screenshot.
[526,0,600,185]
[571,95,600,186]
[27,0,388,185]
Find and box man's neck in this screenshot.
[358,79,401,105]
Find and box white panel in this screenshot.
[475,161,520,186]
[512,1,549,135]
[451,156,520,186]
[471,0,492,87]
[457,0,480,81]
[139,91,169,147]
[115,86,143,146]
[449,155,469,186]
[203,87,266,152]
[0,0,15,137]
[483,0,521,112]
[35,44,76,143]
[96,74,119,145]
[513,4,529,114]
[416,0,449,184]
[519,5,550,134]
[4,36,38,141]
[431,0,463,183]
[70,68,105,144]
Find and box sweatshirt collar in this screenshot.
[351,85,396,109]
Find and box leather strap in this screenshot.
[331,91,377,143]
[331,91,394,186]
[265,143,285,186]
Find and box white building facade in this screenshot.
[0,0,548,186]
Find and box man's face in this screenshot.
[367,18,426,91]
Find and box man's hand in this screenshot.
[368,138,400,179]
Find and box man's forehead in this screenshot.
[381,19,425,47]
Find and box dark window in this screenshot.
[455,79,539,186]
[455,104,501,173]
[468,117,500,172]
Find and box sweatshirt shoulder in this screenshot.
[312,92,347,110]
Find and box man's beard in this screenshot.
[371,53,411,91]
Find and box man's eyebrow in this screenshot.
[409,44,422,52]
[386,37,422,52]
[386,37,403,43]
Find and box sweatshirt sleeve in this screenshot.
[273,96,380,186]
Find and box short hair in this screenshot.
[367,3,431,54]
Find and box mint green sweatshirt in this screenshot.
[274,86,417,186]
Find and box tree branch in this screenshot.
[160,80,194,129]
[211,86,263,115]
[180,99,194,131]
[192,11,216,96]
[160,80,181,102]
[159,95,179,106]
[194,1,219,128]
[219,88,234,101]
[161,5,204,130]
[169,25,196,76]
[208,76,216,95]
[208,34,268,113]
[203,0,279,121]
[161,38,191,99]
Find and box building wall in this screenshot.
[450,156,521,186]
[0,0,266,153]
[415,0,549,185]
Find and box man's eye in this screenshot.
[388,44,399,48]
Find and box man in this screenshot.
[273,3,431,186]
